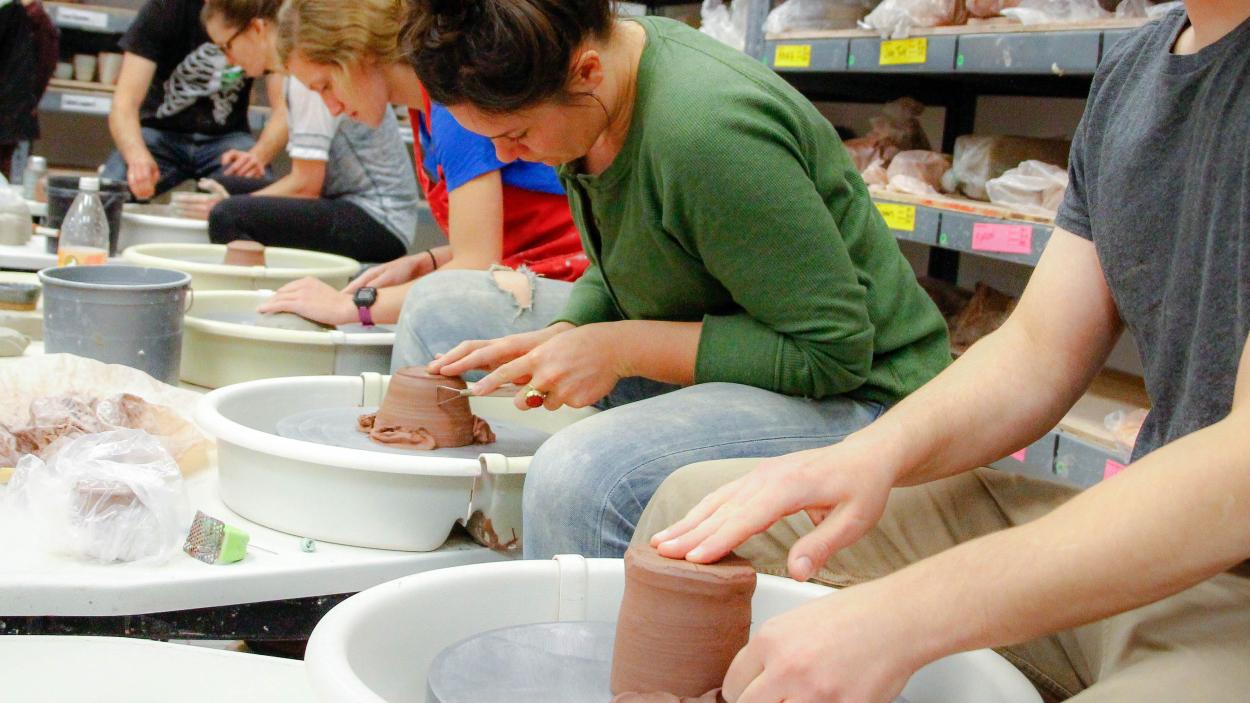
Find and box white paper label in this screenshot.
[56,7,109,29]
[60,94,112,114]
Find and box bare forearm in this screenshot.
[865,320,1106,487]
[610,320,701,386]
[369,282,414,324]
[250,116,287,165]
[891,414,1250,668]
[108,106,150,162]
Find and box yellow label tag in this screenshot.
[879,38,928,66]
[876,203,916,232]
[773,44,813,68]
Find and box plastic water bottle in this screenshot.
[57,177,110,266]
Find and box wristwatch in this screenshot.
[353,286,378,327]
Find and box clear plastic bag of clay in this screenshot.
[1104,408,1148,460]
[5,429,191,564]
[984,160,1069,216]
[764,0,875,33]
[886,150,952,194]
[1112,0,1180,18]
[1001,0,1108,25]
[699,0,748,51]
[966,0,1020,18]
[861,0,967,39]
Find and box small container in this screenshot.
[56,177,109,266]
[73,54,97,83]
[23,156,46,201]
[54,62,73,80]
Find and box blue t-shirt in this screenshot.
[418,104,565,196]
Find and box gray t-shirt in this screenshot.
[286,77,419,247]
[1056,8,1250,460]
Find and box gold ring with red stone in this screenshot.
[523,386,547,408]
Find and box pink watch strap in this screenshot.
[358,305,375,327]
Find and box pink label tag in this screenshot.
[972,223,1033,255]
[1103,459,1126,480]
[1010,449,1027,462]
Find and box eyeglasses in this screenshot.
[218,21,251,53]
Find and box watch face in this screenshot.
[353,287,377,308]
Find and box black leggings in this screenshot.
[208,195,407,263]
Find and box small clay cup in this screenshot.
[372,368,476,448]
[611,545,757,698]
[223,240,265,266]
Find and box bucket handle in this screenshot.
[183,287,195,314]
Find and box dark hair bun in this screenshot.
[405,0,613,112]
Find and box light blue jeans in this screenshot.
[391,269,886,560]
[390,268,574,372]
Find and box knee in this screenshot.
[207,200,243,243]
[634,458,762,547]
[525,427,601,509]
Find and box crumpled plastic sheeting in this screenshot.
[699,0,747,51]
[0,354,212,474]
[6,429,190,564]
[765,0,874,34]
[985,160,1069,216]
[1002,0,1109,25]
[862,0,968,39]
[885,150,951,195]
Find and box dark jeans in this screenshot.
[102,128,272,199]
[208,195,407,263]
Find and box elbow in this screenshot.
[789,333,874,399]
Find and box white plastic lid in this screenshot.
[78,177,100,192]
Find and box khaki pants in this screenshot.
[634,460,1250,702]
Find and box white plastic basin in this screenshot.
[305,557,1042,703]
[120,209,209,249]
[0,636,312,702]
[123,242,360,291]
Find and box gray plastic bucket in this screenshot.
[38,265,192,384]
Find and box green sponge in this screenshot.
[183,510,251,564]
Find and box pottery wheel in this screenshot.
[427,622,909,703]
[198,310,392,335]
[276,406,550,459]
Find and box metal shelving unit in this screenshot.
[742,0,1150,484]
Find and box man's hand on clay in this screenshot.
[257,277,357,326]
[651,436,899,583]
[463,322,629,411]
[343,255,430,294]
[427,322,573,380]
[721,582,916,703]
[127,154,161,200]
[221,149,266,178]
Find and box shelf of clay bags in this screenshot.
[872,188,1054,266]
[46,1,136,34]
[764,18,1149,77]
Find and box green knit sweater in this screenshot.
[555,17,950,404]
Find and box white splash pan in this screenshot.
[123,242,360,291]
[0,270,42,340]
[182,290,394,388]
[196,373,595,552]
[119,207,209,249]
[0,637,311,703]
[306,556,1043,703]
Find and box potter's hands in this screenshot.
[651,436,900,582]
[257,277,357,326]
[221,149,266,178]
[429,322,625,411]
[723,582,920,703]
[126,153,160,200]
[343,255,431,294]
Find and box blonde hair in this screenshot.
[276,0,408,72]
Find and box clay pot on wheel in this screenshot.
[357,367,494,450]
[223,240,265,266]
[611,544,757,699]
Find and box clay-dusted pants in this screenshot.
[635,461,1250,702]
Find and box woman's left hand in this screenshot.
[722,582,920,703]
[470,322,631,411]
[257,277,358,326]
